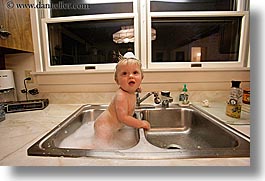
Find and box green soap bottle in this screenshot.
[179,84,189,104]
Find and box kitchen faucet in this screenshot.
[136,91,173,108]
[136,92,161,106]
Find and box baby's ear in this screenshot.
[136,87,142,93]
[115,78,119,85]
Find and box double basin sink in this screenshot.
[27,104,250,159]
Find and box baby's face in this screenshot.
[116,63,143,93]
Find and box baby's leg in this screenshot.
[93,122,114,149]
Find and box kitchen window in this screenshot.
[37,0,249,71]
[146,0,249,69]
[47,19,134,67]
[40,0,138,71]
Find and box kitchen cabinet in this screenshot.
[0,0,33,52]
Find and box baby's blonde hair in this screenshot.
[114,57,143,83]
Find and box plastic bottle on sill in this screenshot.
[179,84,189,105]
[226,80,243,119]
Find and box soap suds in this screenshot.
[59,121,138,150]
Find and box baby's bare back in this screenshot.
[94,89,136,141]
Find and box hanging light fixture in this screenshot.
[113,25,156,44]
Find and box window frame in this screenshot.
[145,1,250,69]
[37,0,250,72]
[41,0,139,71]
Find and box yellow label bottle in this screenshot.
[226,80,243,119]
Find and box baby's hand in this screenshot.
[142,120,151,130]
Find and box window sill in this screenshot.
[32,67,250,75]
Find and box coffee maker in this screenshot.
[0,70,17,103]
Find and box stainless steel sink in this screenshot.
[52,106,139,150]
[27,104,250,159]
[142,108,247,150]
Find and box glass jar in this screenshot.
[243,88,250,104]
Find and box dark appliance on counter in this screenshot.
[3,99,49,113]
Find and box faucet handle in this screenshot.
[153,92,161,104]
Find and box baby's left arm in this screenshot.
[115,94,148,129]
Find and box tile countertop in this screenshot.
[0,102,250,166]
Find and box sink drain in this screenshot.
[166,144,182,149]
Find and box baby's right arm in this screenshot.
[141,120,151,130]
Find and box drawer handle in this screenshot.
[0,25,11,39]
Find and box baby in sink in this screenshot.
[94,53,150,146]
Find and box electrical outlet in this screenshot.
[24,70,34,83]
